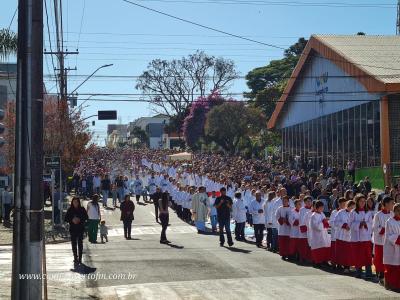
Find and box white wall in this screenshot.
[277,54,382,129]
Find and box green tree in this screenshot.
[204,102,266,154]
[245,38,308,120]
[130,126,148,147]
[0,29,17,60]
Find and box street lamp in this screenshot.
[69,63,113,95]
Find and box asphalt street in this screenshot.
[1,196,399,299]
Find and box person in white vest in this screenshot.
[250,191,265,248]
[232,192,247,241]
[383,203,400,291]
[264,191,276,250]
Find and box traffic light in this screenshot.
[98,110,117,120]
[0,109,5,148]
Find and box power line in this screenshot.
[43,73,400,80]
[44,0,59,94]
[54,31,301,39]
[131,0,395,8]
[46,90,398,96]
[66,98,383,103]
[120,0,286,49]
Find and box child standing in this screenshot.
[298,196,312,263]
[383,203,400,291]
[100,220,109,243]
[372,196,395,284]
[309,200,331,266]
[289,199,302,260]
[329,197,346,267]
[335,200,355,273]
[349,193,373,279]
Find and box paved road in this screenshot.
[1,196,399,299]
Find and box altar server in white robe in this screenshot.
[309,200,331,265]
[383,203,400,291]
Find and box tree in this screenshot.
[0,29,17,60]
[129,126,148,147]
[1,98,93,175]
[204,102,266,154]
[136,51,239,126]
[182,91,225,148]
[245,38,308,120]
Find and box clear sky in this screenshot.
[0,0,397,145]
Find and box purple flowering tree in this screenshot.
[182,91,226,148]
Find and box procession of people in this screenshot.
[66,147,400,292]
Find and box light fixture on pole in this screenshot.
[69,63,113,96]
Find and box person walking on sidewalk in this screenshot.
[87,194,101,243]
[120,194,135,239]
[2,186,13,225]
[65,197,88,267]
[159,192,170,244]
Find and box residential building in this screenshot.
[128,114,169,149]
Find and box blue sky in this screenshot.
[0,0,396,145]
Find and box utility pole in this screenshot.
[12,0,44,298]
[43,50,77,206]
[397,0,400,35]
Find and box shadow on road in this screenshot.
[137,202,148,206]
[70,263,97,275]
[223,246,252,254]
[164,243,184,249]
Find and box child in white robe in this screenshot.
[298,196,312,262]
[309,200,331,266]
[276,195,292,260]
[335,199,355,273]
[372,196,394,283]
[349,193,373,279]
[289,199,302,260]
[383,203,400,291]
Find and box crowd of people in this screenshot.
[69,147,400,292]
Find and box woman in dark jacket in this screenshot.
[64,197,88,267]
[120,194,135,239]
